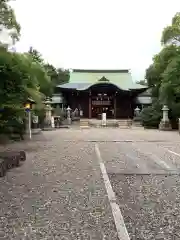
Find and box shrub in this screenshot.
[169,103,180,129]
[141,105,162,128]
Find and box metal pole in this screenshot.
[29,111,32,139]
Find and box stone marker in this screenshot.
[102,112,107,126]
[67,106,72,125]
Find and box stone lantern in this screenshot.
[134,106,141,117]
[44,97,52,129]
[159,105,171,130]
[133,106,142,127]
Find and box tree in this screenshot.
[144,45,180,128]
[145,45,180,98]
[56,68,70,85]
[161,12,180,45]
[160,55,180,106]
[143,12,180,128]
[0,0,21,44]
[0,2,70,137]
[0,47,53,136]
[28,47,44,64]
[44,63,58,86]
[44,65,70,90]
[136,80,147,86]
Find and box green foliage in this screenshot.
[0,47,52,137]
[141,104,162,128]
[145,13,180,129]
[159,55,180,105]
[161,12,180,45]
[56,68,70,85]
[28,47,44,64]
[0,0,21,43]
[0,3,69,138]
[44,64,58,85]
[28,49,70,95]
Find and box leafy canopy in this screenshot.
[143,12,180,128]
[161,12,180,45]
[0,0,21,44]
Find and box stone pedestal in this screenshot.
[159,105,172,130]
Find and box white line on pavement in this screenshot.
[153,155,171,169]
[95,144,130,240]
[168,150,180,158]
[131,142,171,170]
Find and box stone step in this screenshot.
[80,122,89,125]
[80,119,133,128]
[132,122,142,127]
[118,120,132,128]
[80,120,89,127]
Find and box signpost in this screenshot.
[25,103,31,140]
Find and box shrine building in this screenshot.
[52,69,151,119]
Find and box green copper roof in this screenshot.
[57,81,146,91]
[57,69,146,91]
[72,69,129,73]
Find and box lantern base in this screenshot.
[159,120,172,131]
[67,117,72,125]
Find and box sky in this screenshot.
[8,0,180,81]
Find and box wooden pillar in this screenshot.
[114,95,116,119]
[89,95,92,119]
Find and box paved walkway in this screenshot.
[0,129,180,239]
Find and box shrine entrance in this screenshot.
[91,94,115,118]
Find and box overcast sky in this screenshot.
[10,0,180,81]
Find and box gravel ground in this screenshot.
[109,173,180,240]
[0,131,118,240]
[99,139,180,239]
[1,128,180,239]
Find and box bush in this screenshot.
[141,105,162,128]
[169,103,180,129]
[0,107,25,138]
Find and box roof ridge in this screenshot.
[72,69,130,73]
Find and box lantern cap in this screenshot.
[44,97,52,105]
[135,106,140,111]
[26,97,35,104]
[162,105,169,111]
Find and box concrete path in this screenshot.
[0,129,180,239]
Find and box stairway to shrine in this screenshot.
[80,119,90,128]
[118,119,132,128]
[80,119,132,128]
